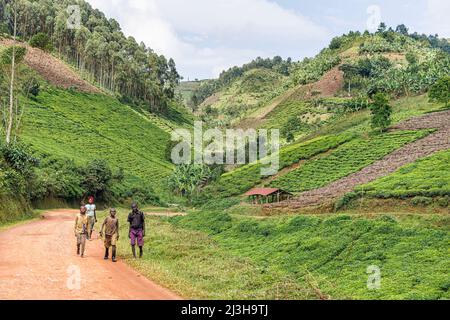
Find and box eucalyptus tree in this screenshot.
[1,0,181,113]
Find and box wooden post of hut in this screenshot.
[244,188,293,205]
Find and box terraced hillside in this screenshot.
[238,67,344,130]
[0,39,100,93]
[269,130,431,193]
[200,68,288,125]
[21,89,175,193]
[193,30,449,147]
[0,38,195,201]
[270,110,450,209]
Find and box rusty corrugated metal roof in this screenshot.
[244,188,281,196]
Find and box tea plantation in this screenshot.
[21,88,175,194]
[270,130,431,193]
[355,149,450,199]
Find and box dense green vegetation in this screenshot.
[29,32,52,51]
[0,0,181,111]
[191,56,293,107]
[340,32,450,97]
[354,150,450,200]
[0,143,34,222]
[199,68,288,126]
[203,134,354,199]
[21,88,174,196]
[149,209,449,299]
[369,93,392,132]
[168,164,223,198]
[270,130,430,193]
[429,76,450,107]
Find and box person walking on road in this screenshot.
[85,196,97,240]
[100,208,120,263]
[127,203,145,259]
[74,206,88,258]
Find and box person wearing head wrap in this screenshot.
[85,196,97,240]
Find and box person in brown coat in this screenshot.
[74,206,88,258]
[100,208,119,262]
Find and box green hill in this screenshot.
[0,1,193,219]
[0,1,449,301]
[193,30,449,138]
[189,28,450,208]
[22,88,174,190]
[175,80,204,108]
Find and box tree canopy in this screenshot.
[370,93,392,132]
[429,76,450,107]
[0,0,181,112]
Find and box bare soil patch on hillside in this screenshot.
[0,39,100,93]
[288,67,344,102]
[236,67,345,129]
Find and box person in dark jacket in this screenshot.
[127,203,145,258]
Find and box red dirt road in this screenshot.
[0,210,181,300]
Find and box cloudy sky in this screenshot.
[87,0,450,80]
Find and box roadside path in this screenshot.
[0,210,181,300]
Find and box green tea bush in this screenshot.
[355,150,450,199]
[370,93,392,132]
[411,196,433,207]
[203,133,354,198]
[335,192,359,211]
[170,211,450,299]
[437,196,450,208]
[271,130,429,192]
[21,89,174,197]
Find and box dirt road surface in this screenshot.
[0,210,181,300]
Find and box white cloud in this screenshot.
[87,0,329,79]
[424,0,450,37]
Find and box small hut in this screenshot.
[244,188,292,204]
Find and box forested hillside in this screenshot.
[0,0,180,111]
[0,0,192,222]
[192,26,450,134]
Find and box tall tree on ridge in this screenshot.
[6,1,17,145]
